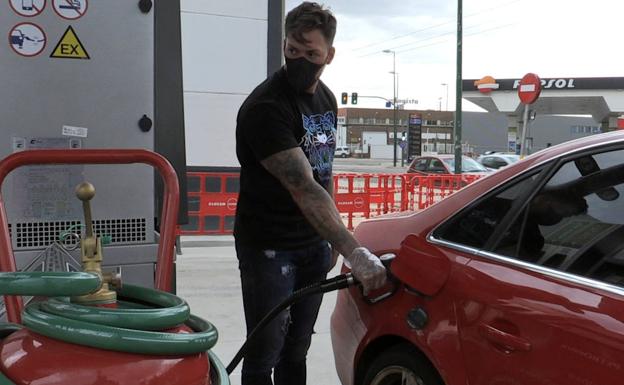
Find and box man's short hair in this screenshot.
[285,2,337,46]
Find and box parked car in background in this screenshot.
[407,154,490,175]
[331,130,624,385]
[335,145,351,158]
[477,152,520,170]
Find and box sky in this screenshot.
[284,0,624,112]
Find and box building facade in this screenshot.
[338,107,603,159]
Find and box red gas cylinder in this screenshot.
[0,329,211,385]
[0,150,227,385]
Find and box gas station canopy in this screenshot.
[463,77,624,127]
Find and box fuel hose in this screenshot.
[0,271,222,383]
[226,272,357,374]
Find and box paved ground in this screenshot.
[176,158,413,384]
[333,157,408,174]
[176,235,344,385]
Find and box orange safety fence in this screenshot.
[181,172,239,234]
[402,174,482,211]
[179,172,482,234]
[333,174,371,230]
[367,174,405,214]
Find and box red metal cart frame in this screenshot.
[0,149,180,323]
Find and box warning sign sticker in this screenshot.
[9,0,46,17]
[52,0,87,20]
[50,26,90,59]
[8,22,47,57]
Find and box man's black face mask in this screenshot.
[285,56,324,93]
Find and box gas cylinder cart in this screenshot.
[0,149,229,385]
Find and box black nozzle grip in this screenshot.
[360,253,398,305]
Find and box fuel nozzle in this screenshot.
[359,253,398,305]
[72,182,119,305]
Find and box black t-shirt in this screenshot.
[234,67,337,250]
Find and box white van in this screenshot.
[334,146,350,158]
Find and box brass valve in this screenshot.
[72,182,120,305]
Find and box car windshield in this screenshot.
[502,155,520,163]
[443,157,488,172]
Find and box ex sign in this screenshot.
[518,73,541,105]
[50,26,90,59]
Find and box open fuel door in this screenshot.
[392,234,451,296]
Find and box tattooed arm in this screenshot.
[262,148,357,257]
[261,147,386,292]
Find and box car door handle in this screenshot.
[478,323,532,352]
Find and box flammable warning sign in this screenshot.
[50,26,90,59]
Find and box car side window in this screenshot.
[414,158,428,171]
[492,157,508,168]
[481,157,496,168]
[428,159,446,173]
[492,148,624,287]
[434,172,541,249]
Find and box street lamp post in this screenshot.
[441,83,449,111]
[383,49,398,167]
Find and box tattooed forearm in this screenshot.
[262,149,311,189]
[261,148,359,257]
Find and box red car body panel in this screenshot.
[331,131,624,385]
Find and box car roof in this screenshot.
[435,154,472,159]
[523,130,624,165]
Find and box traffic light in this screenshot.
[341,92,348,105]
[351,92,358,105]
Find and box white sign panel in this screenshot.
[12,137,84,220]
[62,125,88,138]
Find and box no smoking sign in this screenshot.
[52,0,88,20]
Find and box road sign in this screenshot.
[518,73,541,105]
[8,22,47,57]
[52,0,88,20]
[9,0,46,17]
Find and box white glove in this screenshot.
[347,247,387,295]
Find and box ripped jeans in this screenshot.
[235,240,331,385]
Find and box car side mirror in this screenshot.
[392,234,451,296]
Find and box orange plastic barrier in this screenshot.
[181,172,239,235]
[403,174,482,211]
[333,174,371,230]
[367,174,405,215]
[180,172,481,234]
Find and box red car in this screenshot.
[407,155,490,175]
[331,130,624,385]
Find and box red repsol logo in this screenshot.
[207,198,238,211]
[336,197,365,208]
[513,78,575,89]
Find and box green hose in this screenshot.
[23,285,218,355]
[40,285,190,331]
[0,272,228,384]
[0,272,100,296]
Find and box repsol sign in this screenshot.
[513,78,575,90]
[463,77,624,91]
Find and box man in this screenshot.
[234,3,387,384]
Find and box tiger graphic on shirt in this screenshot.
[299,111,336,187]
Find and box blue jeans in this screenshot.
[235,240,331,385]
